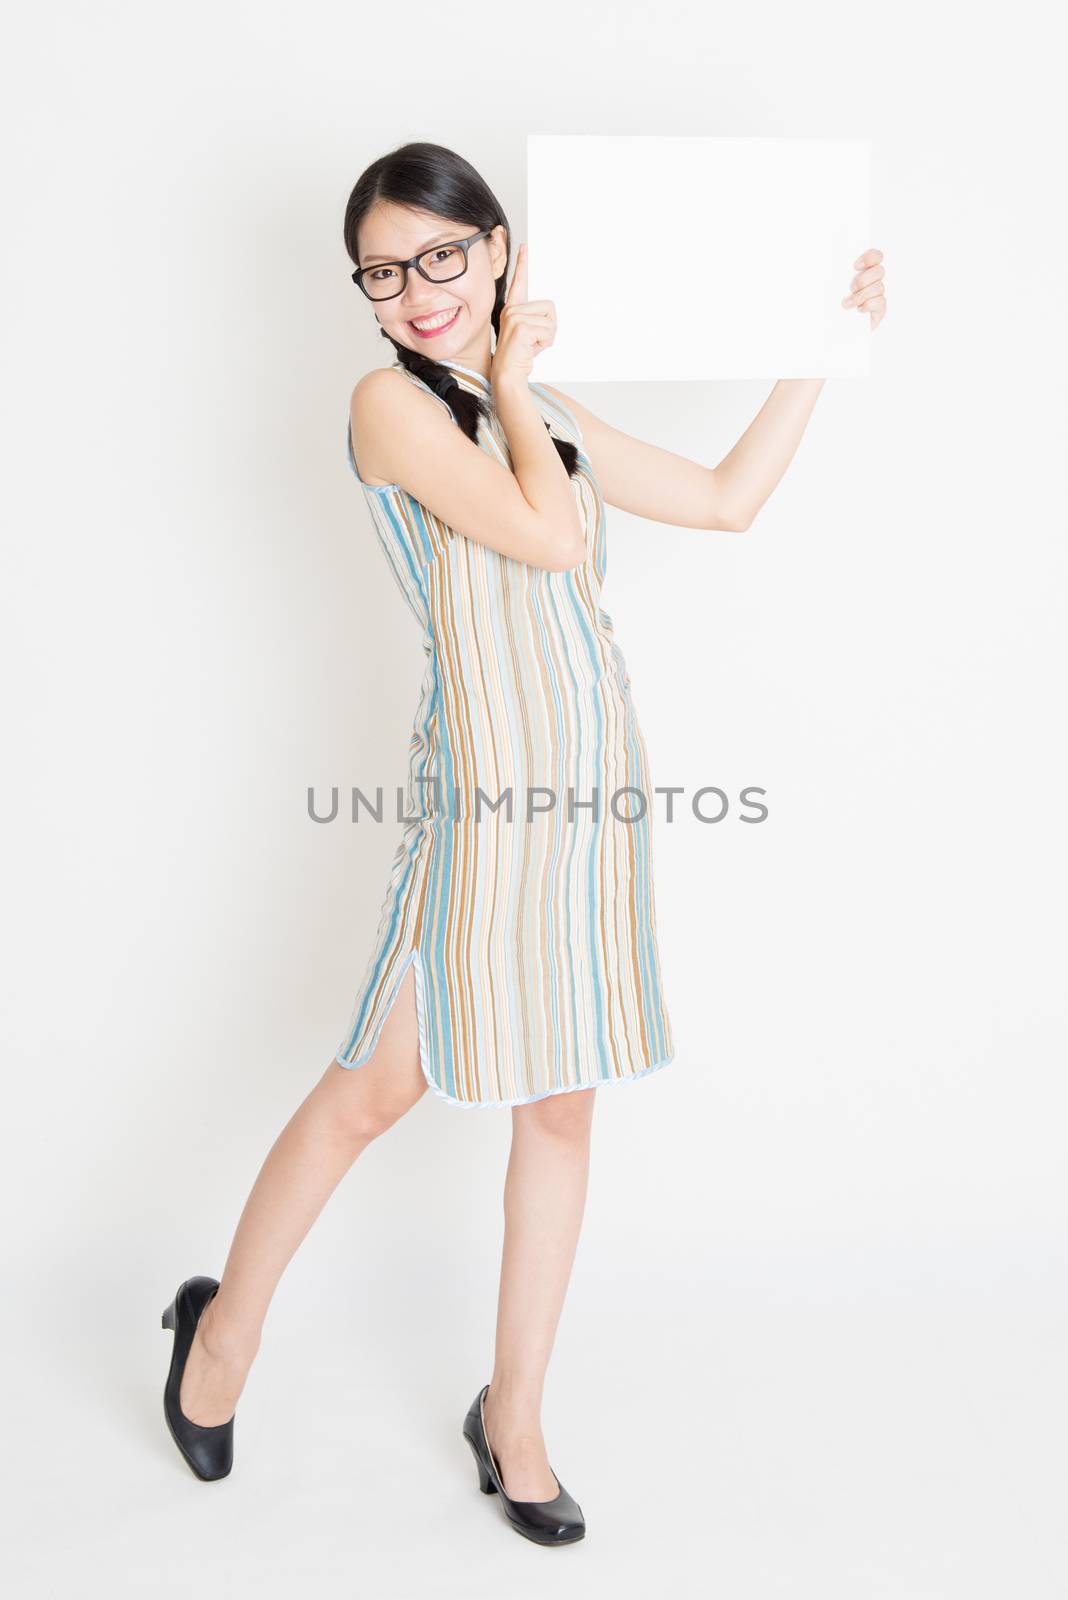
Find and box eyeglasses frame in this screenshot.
[351,227,495,301]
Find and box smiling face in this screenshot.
[357,201,508,366]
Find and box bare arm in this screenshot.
[540,379,825,533]
[492,372,586,568]
[351,369,586,572]
[709,378,826,530]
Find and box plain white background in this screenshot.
[3,2,1065,1595]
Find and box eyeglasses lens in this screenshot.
[362,245,467,301]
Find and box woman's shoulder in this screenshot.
[352,360,414,401]
[348,364,455,491]
[352,361,454,419]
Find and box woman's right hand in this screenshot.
[490,243,557,387]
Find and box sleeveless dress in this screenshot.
[334,357,674,1108]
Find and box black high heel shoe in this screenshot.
[462,1384,585,1545]
[161,1276,234,1481]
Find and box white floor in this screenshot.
[10,1236,1066,1598]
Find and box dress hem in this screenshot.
[334,948,676,1110]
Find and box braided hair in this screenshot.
[343,141,578,479]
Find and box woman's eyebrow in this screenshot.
[361,232,455,265]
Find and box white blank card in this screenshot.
[526,135,871,381]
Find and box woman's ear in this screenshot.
[489,224,509,279]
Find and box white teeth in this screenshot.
[410,307,458,330]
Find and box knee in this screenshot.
[320,1061,425,1144]
[517,1087,595,1144]
[333,1093,420,1144]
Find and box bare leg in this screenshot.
[482,1086,596,1501]
[179,966,426,1425]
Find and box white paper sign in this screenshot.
[526,135,871,381]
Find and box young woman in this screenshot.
[161,141,886,1546]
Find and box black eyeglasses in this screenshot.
[351,227,494,301]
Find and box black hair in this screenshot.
[343,141,578,479]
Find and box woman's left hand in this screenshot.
[842,248,887,329]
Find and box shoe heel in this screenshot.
[464,1431,497,1494]
[161,1300,176,1330]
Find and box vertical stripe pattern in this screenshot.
[335,358,674,1108]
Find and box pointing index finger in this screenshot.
[506,241,527,305]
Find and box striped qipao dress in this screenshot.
[334,356,674,1108]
